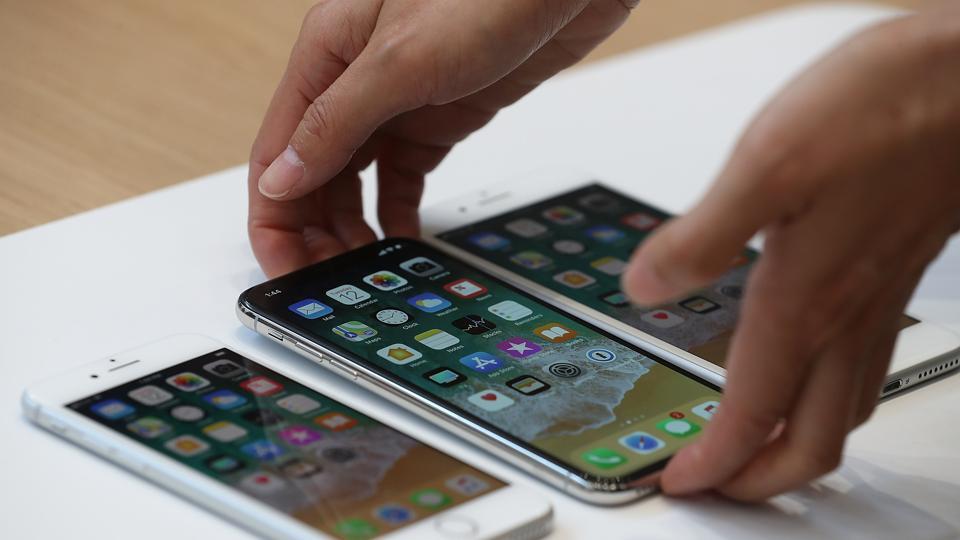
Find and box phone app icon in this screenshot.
[314,412,358,432]
[497,337,542,358]
[423,367,466,387]
[692,400,719,421]
[545,362,582,378]
[375,504,415,524]
[91,399,135,420]
[410,488,452,509]
[281,459,321,479]
[578,192,620,212]
[241,471,286,495]
[243,408,284,427]
[399,256,444,277]
[533,323,577,343]
[467,389,515,412]
[335,518,378,539]
[203,389,248,410]
[415,328,460,350]
[679,296,721,314]
[542,205,585,225]
[276,394,321,415]
[240,376,283,397]
[321,447,357,463]
[203,421,248,442]
[506,375,551,396]
[377,343,423,365]
[332,320,378,342]
[242,439,286,461]
[164,435,210,457]
[585,348,617,363]
[717,284,744,299]
[126,417,171,439]
[443,278,488,299]
[621,212,661,231]
[487,300,533,321]
[585,225,625,243]
[165,372,210,392]
[326,284,372,305]
[640,309,685,328]
[509,250,553,270]
[375,308,411,326]
[288,298,334,319]
[203,359,246,378]
[406,292,452,313]
[468,232,510,250]
[170,405,205,422]
[505,218,548,238]
[599,290,630,308]
[445,474,490,496]
[553,269,597,289]
[362,270,408,291]
[618,431,665,454]
[582,448,627,469]
[459,352,504,373]
[590,256,628,276]
[552,239,585,254]
[128,385,173,406]
[452,314,496,334]
[656,418,701,438]
[279,425,323,446]
[205,454,244,474]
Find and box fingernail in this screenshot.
[258,146,304,199]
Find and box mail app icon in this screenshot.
[288,299,334,319]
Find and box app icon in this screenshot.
[91,399,135,420]
[542,205,584,225]
[281,459,321,478]
[375,308,411,326]
[410,488,451,509]
[362,270,408,291]
[332,320,378,342]
[505,218,548,238]
[314,412,358,432]
[582,448,627,469]
[497,337,542,359]
[599,290,630,307]
[165,435,210,457]
[533,323,577,343]
[656,418,701,438]
[590,256,628,276]
[335,518,378,539]
[506,375,551,396]
[618,431,665,454]
[399,256,444,277]
[241,376,283,397]
[585,225,625,243]
[487,300,533,321]
[375,504,415,524]
[692,400,719,421]
[170,405,205,422]
[243,408,284,427]
[203,389,248,410]
[423,367,466,387]
[467,389,515,412]
[128,385,173,406]
[717,285,744,299]
[679,296,721,314]
[241,439,286,461]
[545,363,582,378]
[578,192,620,212]
[468,232,510,251]
[621,212,661,231]
[203,421,248,442]
[452,314,496,335]
[126,417,171,439]
[279,425,323,446]
[276,394,321,415]
[321,447,357,463]
[640,309,685,328]
[509,251,552,270]
[206,454,244,474]
[241,471,286,495]
[377,343,423,365]
[288,299,334,319]
[586,348,617,363]
[459,352,504,373]
[415,328,460,350]
[443,278,488,299]
[165,372,210,392]
[445,474,490,496]
[326,284,372,305]
[553,269,597,289]
[203,359,246,378]
[552,239,585,255]
[406,292,452,313]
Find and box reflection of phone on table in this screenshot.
[22,335,552,539]
[238,239,723,505]
[421,176,960,397]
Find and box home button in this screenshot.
[433,515,479,538]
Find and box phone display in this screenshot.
[68,348,505,540]
[241,240,721,484]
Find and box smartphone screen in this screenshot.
[241,239,721,485]
[436,183,918,368]
[68,348,505,539]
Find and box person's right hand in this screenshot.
[249,0,637,277]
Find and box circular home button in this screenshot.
[434,515,479,538]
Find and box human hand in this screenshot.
[248,0,637,277]
[623,7,960,500]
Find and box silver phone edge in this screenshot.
[881,346,960,398]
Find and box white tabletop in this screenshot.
[3,3,959,538]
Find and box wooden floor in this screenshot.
[0,0,917,235]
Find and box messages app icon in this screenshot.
[288,299,333,319]
[407,292,452,313]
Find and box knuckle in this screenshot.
[299,96,335,144]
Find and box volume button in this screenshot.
[294,341,325,363]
